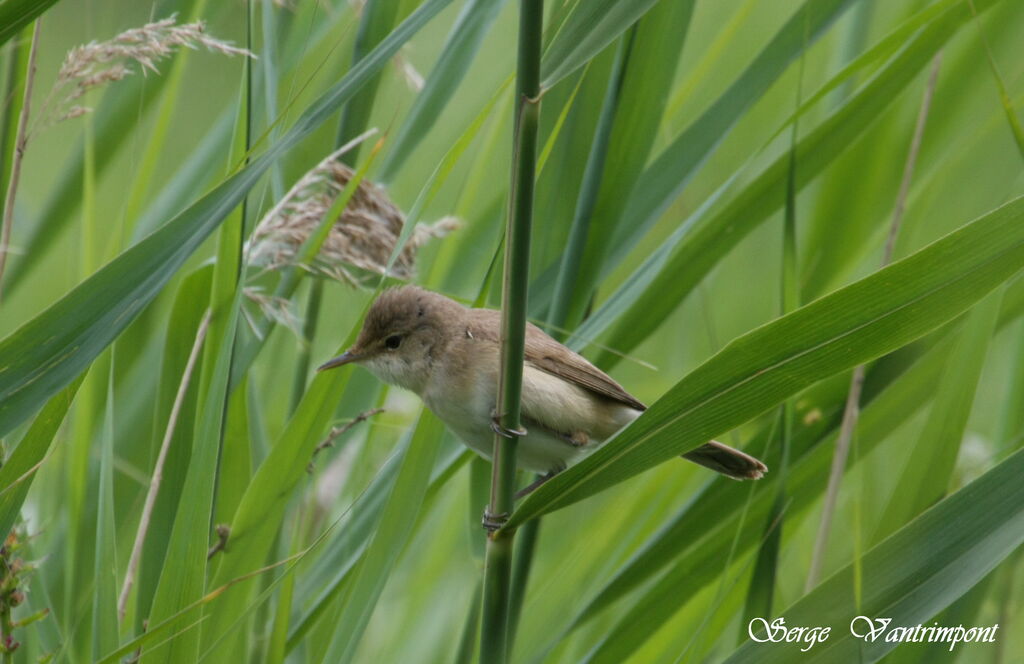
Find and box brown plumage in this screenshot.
[320,286,766,481]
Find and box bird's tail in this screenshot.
[682,440,767,480]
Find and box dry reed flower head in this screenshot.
[39,15,254,127]
[247,139,459,286]
[241,286,304,340]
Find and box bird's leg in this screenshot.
[514,471,555,500]
[514,461,566,500]
[490,408,528,439]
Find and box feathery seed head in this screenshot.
[41,15,254,128]
[247,140,459,285]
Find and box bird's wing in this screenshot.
[466,309,647,411]
[523,323,647,411]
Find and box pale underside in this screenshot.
[424,361,640,473]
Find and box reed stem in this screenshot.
[480,1,542,661]
[805,53,942,591]
[0,22,40,304]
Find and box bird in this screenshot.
[318,286,766,495]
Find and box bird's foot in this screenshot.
[481,508,509,532]
[490,409,527,439]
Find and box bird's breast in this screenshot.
[420,348,640,474]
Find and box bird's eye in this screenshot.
[384,335,402,350]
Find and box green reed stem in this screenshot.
[480,1,542,662]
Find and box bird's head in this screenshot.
[317,285,460,393]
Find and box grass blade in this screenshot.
[0,0,453,440]
[135,266,213,630]
[540,0,666,89]
[579,0,1003,369]
[285,443,468,651]
[504,194,1024,528]
[722,446,1024,663]
[0,376,82,539]
[871,289,1002,542]
[0,0,58,47]
[576,334,961,658]
[142,290,242,663]
[379,0,508,181]
[92,370,118,659]
[321,411,444,663]
[551,0,695,329]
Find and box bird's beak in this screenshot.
[317,350,360,371]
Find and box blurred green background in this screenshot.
[0,0,1023,662]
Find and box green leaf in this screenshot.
[722,445,1024,663]
[205,42,250,536]
[530,0,861,320]
[551,0,695,330]
[741,29,807,626]
[0,22,30,207]
[4,0,223,293]
[131,109,235,242]
[576,335,958,661]
[540,0,663,89]
[885,566,996,664]
[215,380,252,528]
[996,317,1024,446]
[0,0,58,47]
[609,0,860,254]
[258,0,286,201]
[871,288,1002,543]
[503,194,1024,530]
[136,266,213,628]
[322,410,444,663]
[335,0,407,159]
[287,448,404,651]
[969,0,1024,161]
[286,442,469,654]
[143,289,241,664]
[379,0,508,181]
[557,278,1023,656]
[770,0,963,145]
[0,376,82,539]
[264,518,300,664]
[0,0,453,440]
[204,342,365,657]
[92,371,119,660]
[579,0,1001,368]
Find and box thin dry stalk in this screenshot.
[805,53,942,592]
[307,408,384,472]
[247,131,458,285]
[0,22,41,304]
[118,310,212,620]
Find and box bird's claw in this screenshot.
[481,509,509,532]
[490,411,527,439]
